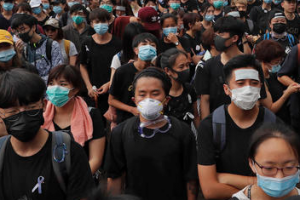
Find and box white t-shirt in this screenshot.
[110,53,122,70]
[232,185,300,200]
[59,39,78,65]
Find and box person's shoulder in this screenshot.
[115,62,135,74]
[111,116,139,137]
[62,23,71,31]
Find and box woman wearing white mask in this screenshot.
[105,67,198,200]
[231,123,300,200]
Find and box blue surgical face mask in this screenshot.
[3,3,14,11]
[213,0,223,9]
[269,64,281,73]
[32,7,42,14]
[53,5,63,14]
[264,0,272,4]
[72,15,84,24]
[163,26,178,36]
[274,0,282,4]
[42,3,50,9]
[94,23,109,35]
[170,2,180,10]
[0,48,16,63]
[223,0,228,6]
[205,14,214,21]
[257,170,300,198]
[46,85,73,107]
[138,45,157,61]
[100,4,113,13]
[68,1,79,7]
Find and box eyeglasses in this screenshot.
[0,104,43,122]
[253,160,300,176]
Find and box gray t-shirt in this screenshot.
[59,39,78,64]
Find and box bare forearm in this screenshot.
[278,75,296,86]
[107,177,122,195]
[108,95,134,113]
[200,95,210,120]
[80,64,92,89]
[217,173,256,190]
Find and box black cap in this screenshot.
[51,0,66,4]
[269,10,285,22]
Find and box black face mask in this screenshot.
[214,35,233,52]
[239,11,247,18]
[18,29,33,43]
[3,109,44,142]
[172,68,190,84]
[273,23,286,34]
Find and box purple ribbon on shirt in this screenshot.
[32,176,44,194]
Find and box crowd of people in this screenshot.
[0,0,300,199]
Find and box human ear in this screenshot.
[249,158,256,174]
[223,84,231,96]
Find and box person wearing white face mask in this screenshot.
[105,67,198,200]
[197,54,280,200]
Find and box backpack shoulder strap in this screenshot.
[287,34,295,47]
[46,38,53,66]
[212,105,226,157]
[0,135,11,174]
[263,107,276,123]
[52,131,71,194]
[64,39,71,56]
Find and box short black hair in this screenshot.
[0,69,46,108]
[133,67,172,96]
[160,48,187,69]
[214,16,245,40]
[11,14,37,29]
[70,4,88,15]
[160,13,178,26]
[223,54,262,84]
[47,65,83,92]
[89,8,111,22]
[16,2,32,13]
[248,123,300,162]
[99,0,116,5]
[132,32,159,49]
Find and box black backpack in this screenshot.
[0,131,71,193]
[212,105,276,158]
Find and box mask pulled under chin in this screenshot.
[230,86,261,110]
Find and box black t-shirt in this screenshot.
[286,14,300,39]
[109,62,138,124]
[159,37,191,54]
[183,33,202,55]
[104,116,198,200]
[197,105,281,175]
[266,73,290,124]
[247,0,261,15]
[194,54,267,113]
[0,132,95,200]
[249,6,271,34]
[255,33,299,56]
[278,44,299,81]
[165,83,197,125]
[181,0,198,12]
[53,107,106,156]
[0,14,12,30]
[80,36,122,114]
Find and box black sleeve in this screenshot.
[67,141,95,200]
[186,83,197,103]
[109,67,122,98]
[249,7,258,23]
[194,59,212,95]
[178,120,198,181]
[278,45,298,78]
[104,122,126,179]
[80,39,88,66]
[90,108,106,139]
[179,37,192,53]
[197,115,216,165]
[258,65,267,99]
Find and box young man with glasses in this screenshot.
[0,68,95,200]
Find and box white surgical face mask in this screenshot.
[137,98,163,120]
[230,86,261,110]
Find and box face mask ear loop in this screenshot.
[252,160,258,174]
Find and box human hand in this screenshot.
[15,39,24,55]
[285,83,300,96]
[88,86,98,98]
[98,82,110,95]
[130,107,139,116]
[166,33,179,44]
